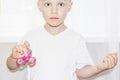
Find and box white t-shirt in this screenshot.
[21,26,94,80]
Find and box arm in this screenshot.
[75,53,118,79]
[75,65,104,79]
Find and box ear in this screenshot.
[68,2,73,12]
[37,2,42,12]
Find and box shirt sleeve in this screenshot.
[75,36,94,69]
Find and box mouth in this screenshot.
[50,17,59,20]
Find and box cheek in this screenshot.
[59,8,68,18]
[42,10,50,19]
[59,12,67,19]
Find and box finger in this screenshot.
[111,54,118,66]
[103,57,108,69]
[14,45,23,58]
[109,53,117,66]
[19,45,25,55]
[19,45,23,52]
[100,57,107,70]
[17,45,23,53]
[22,47,27,55]
[12,45,19,58]
[110,54,117,67]
[107,55,114,68]
[12,45,17,53]
[24,41,30,49]
[16,45,21,53]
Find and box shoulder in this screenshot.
[26,27,43,36]
[67,28,85,41]
[20,26,43,41]
[24,26,44,38]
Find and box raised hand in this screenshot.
[96,53,118,71]
[11,41,30,59]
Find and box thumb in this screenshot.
[24,41,30,49]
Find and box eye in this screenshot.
[44,2,51,7]
[58,3,65,7]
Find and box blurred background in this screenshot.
[0,0,119,80]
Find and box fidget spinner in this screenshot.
[16,48,36,67]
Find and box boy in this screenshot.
[7,0,118,80]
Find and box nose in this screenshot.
[51,6,57,14]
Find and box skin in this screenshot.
[7,41,30,70]
[7,0,118,79]
[37,0,72,35]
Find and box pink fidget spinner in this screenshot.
[16,48,36,67]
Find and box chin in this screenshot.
[47,22,63,27]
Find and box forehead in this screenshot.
[41,0,70,1]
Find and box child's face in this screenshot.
[38,0,72,27]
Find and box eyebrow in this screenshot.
[42,0,47,1]
[44,0,48,1]
[42,0,69,2]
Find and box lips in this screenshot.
[50,17,59,20]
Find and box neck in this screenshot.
[44,23,67,35]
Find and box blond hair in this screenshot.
[38,0,72,2]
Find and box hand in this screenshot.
[96,53,118,71]
[11,41,30,59]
